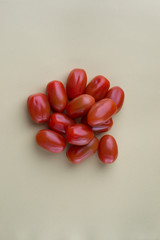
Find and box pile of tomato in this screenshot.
[27,69,124,164]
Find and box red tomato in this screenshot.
[98,135,118,163]
[67,137,99,164]
[27,93,51,123]
[66,124,94,145]
[81,116,113,133]
[66,94,95,118]
[49,113,75,134]
[87,99,117,126]
[46,81,67,112]
[36,129,66,153]
[66,68,87,99]
[105,86,124,113]
[85,75,110,101]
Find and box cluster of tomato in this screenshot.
[27,69,124,164]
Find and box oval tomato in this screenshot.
[67,137,99,164]
[85,75,110,101]
[87,99,117,126]
[105,86,124,113]
[49,113,75,134]
[27,93,51,123]
[98,135,118,163]
[66,68,87,99]
[81,116,113,133]
[46,81,67,112]
[66,94,95,118]
[36,129,66,153]
[66,124,94,145]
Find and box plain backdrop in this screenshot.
[0,0,160,239]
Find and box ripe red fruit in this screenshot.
[66,68,87,99]
[67,137,99,164]
[81,116,113,133]
[85,75,110,101]
[66,123,94,146]
[105,86,125,113]
[27,93,51,123]
[49,113,75,134]
[36,129,66,153]
[66,94,95,118]
[98,135,118,163]
[87,98,117,126]
[47,81,67,112]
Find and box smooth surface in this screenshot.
[49,113,75,134]
[98,135,118,163]
[0,0,160,239]
[36,129,66,153]
[66,124,94,146]
[67,137,99,164]
[87,98,117,126]
[66,94,95,118]
[27,93,51,123]
[66,68,87,99]
[46,80,67,112]
[81,116,113,133]
[85,75,110,101]
[105,86,125,113]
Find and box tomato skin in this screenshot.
[46,81,67,112]
[105,86,124,113]
[66,68,87,99]
[66,124,94,145]
[81,116,113,133]
[85,75,110,101]
[49,113,75,134]
[98,135,118,163]
[67,137,99,164]
[87,99,117,126]
[36,129,66,153]
[66,94,95,118]
[27,93,51,123]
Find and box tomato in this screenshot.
[81,116,113,133]
[66,94,95,118]
[67,137,99,164]
[87,99,117,126]
[27,93,51,123]
[105,86,124,113]
[49,113,75,134]
[98,135,118,163]
[46,81,67,112]
[36,129,66,153]
[66,123,94,145]
[85,75,110,101]
[66,68,87,99]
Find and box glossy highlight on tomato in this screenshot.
[85,75,110,101]
[66,94,95,118]
[27,93,51,123]
[105,86,125,113]
[27,68,124,164]
[47,81,67,112]
[67,137,99,164]
[66,68,87,99]
[81,116,113,133]
[66,124,94,145]
[49,113,75,134]
[98,135,118,163]
[36,129,66,153]
[87,98,117,126]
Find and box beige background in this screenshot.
[0,0,160,239]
